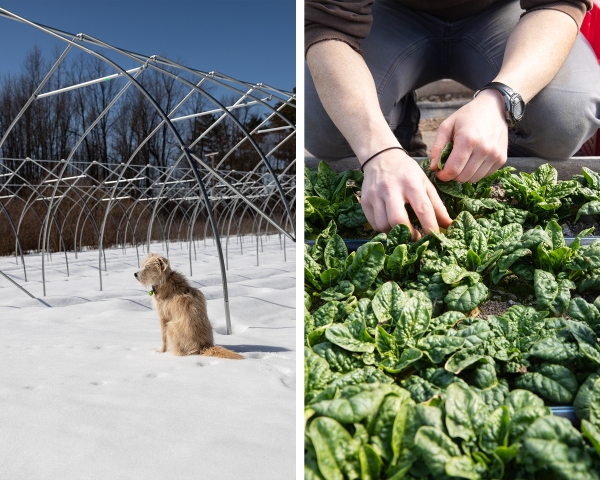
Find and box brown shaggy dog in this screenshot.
[135,253,243,359]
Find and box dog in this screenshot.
[134,253,243,359]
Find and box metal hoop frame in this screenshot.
[0,9,296,335]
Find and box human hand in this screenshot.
[430,89,508,183]
[361,148,452,240]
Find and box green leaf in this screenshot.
[371,282,406,324]
[581,419,600,457]
[568,297,600,328]
[521,416,593,479]
[313,220,337,263]
[444,283,488,312]
[386,224,412,252]
[529,336,579,364]
[380,347,423,374]
[325,319,375,353]
[401,375,442,403]
[534,269,574,315]
[497,248,531,272]
[305,347,333,396]
[370,392,413,462]
[414,426,461,476]
[583,166,600,189]
[574,374,600,421]
[444,383,490,442]
[514,364,579,404]
[375,326,396,358]
[465,250,481,271]
[385,244,409,280]
[314,161,338,202]
[324,234,348,270]
[305,196,332,230]
[347,242,385,292]
[566,247,600,271]
[327,367,393,390]
[320,280,355,302]
[547,180,578,199]
[577,201,600,222]
[418,335,465,364]
[445,347,486,374]
[546,220,566,249]
[531,163,557,187]
[437,141,453,170]
[311,384,390,424]
[320,268,340,286]
[441,264,481,285]
[394,296,431,348]
[590,378,600,426]
[338,203,368,229]
[313,302,338,328]
[445,455,481,480]
[480,405,511,454]
[359,445,382,480]
[391,402,419,462]
[309,417,360,480]
[504,389,545,414]
[433,310,465,327]
[436,178,476,199]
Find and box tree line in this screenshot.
[0,47,295,184]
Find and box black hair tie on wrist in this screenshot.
[360,146,408,173]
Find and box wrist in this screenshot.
[360,146,408,173]
[361,145,411,175]
[472,89,507,124]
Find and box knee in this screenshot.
[518,92,599,160]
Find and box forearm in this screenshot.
[306,40,399,163]
[494,9,578,103]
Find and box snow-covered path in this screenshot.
[0,237,296,479]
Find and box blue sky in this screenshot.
[0,0,296,91]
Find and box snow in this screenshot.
[0,236,296,479]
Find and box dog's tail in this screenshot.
[202,345,244,360]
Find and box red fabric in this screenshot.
[580,1,600,154]
[581,1,600,61]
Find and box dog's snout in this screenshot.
[134,272,138,278]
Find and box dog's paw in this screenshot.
[153,347,166,353]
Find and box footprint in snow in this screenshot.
[196,360,220,367]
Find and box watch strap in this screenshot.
[474,82,523,128]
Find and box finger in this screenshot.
[383,193,417,240]
[430,119,454,171]
[361,199,376,231]
[406,188,439,237]
[372,198,391,232]
[426,181,453,228]
[475,155,506,183]
[469,156,496,184]
[436,131,474,182]
[454,151,486,183]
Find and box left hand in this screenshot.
[430,89,509,183]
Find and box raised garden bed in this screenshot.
[304,150,600,479]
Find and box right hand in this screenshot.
[360,148,452,240]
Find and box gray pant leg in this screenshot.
[305,2,444,161]
[306,0,600,162]
[509,35,600,159]
[305,1,520,161]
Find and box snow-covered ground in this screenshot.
[0,236,296,479]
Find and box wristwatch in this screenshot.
[473,82,525,128]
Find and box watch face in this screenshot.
[511,96,525,121]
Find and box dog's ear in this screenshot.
[157,257,169,271]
